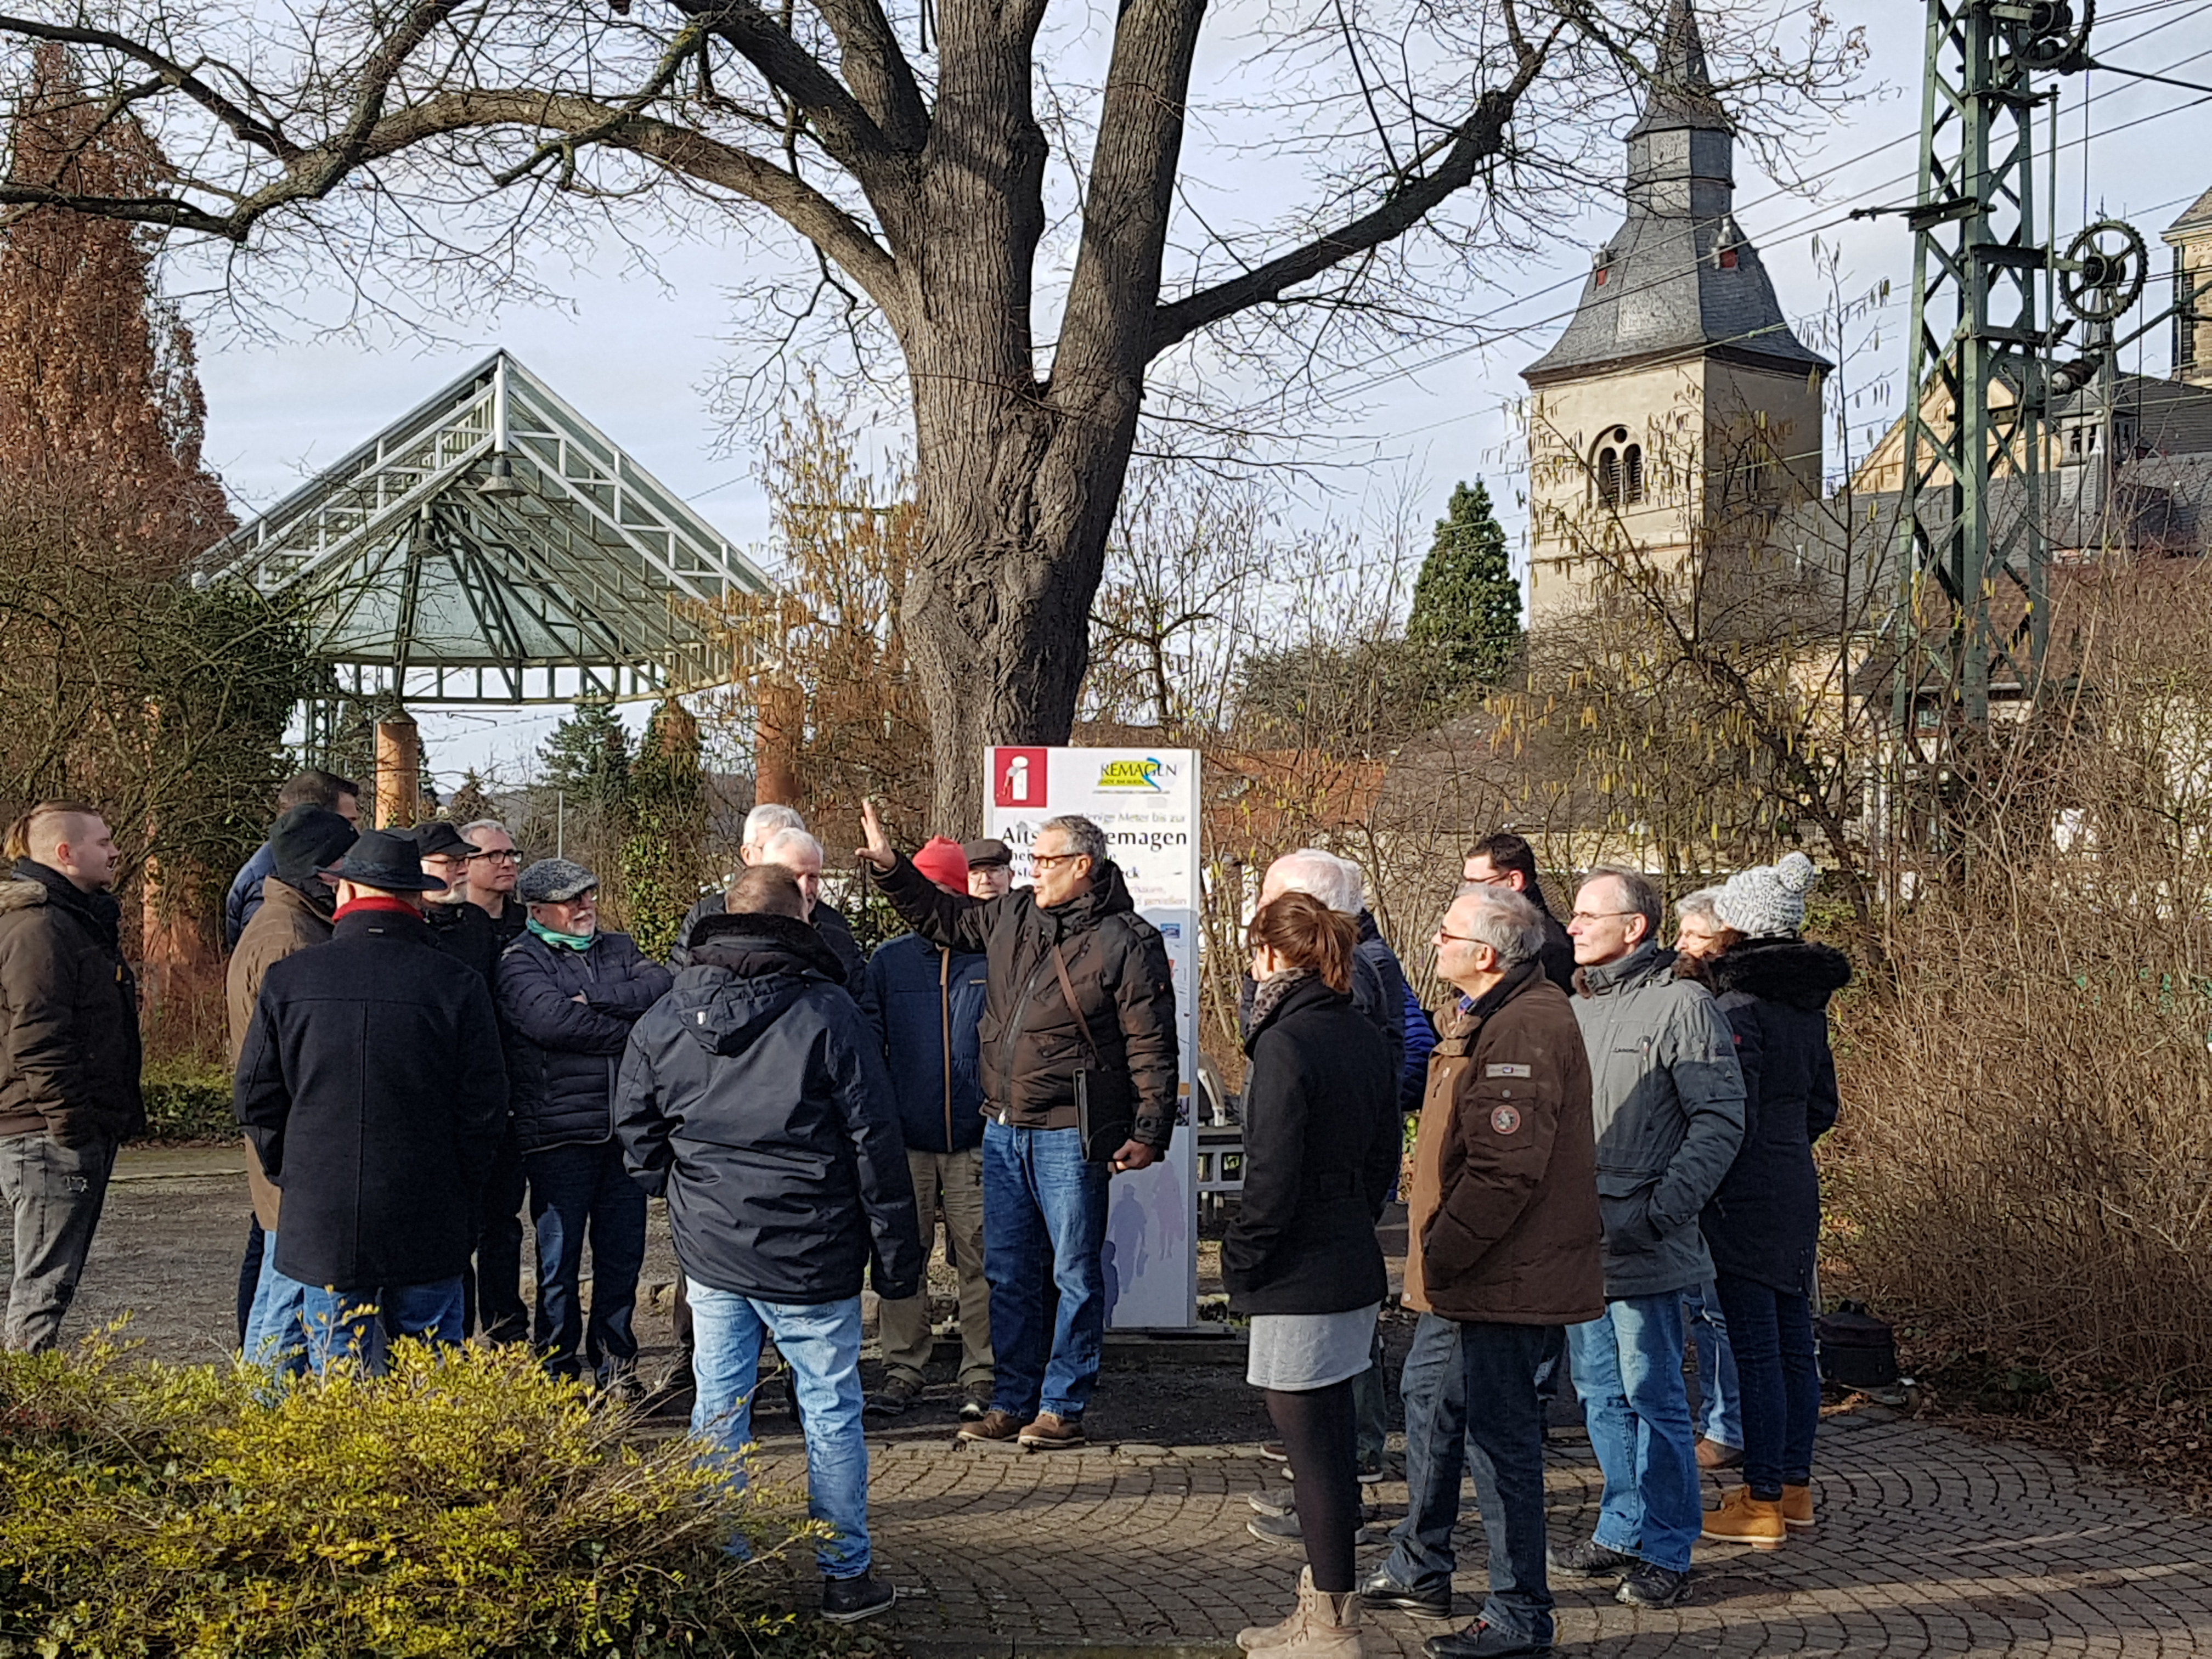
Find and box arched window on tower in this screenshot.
[1623,443,1645,503]
[1596,445,1621,506]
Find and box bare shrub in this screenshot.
[1832,555,2212,1384]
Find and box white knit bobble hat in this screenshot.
[1713,851,1819,939]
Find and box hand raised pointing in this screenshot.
[856,798,895,872]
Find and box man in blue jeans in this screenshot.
[1557,868,1745,1609]
[616,867,920,1625]
[860,803,1178,1451]
[1359,886,1603,1658]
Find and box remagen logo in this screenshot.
[993,747,1049,808]
[1097,757,1165,791]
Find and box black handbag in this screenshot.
[1051,943,1128,1163]
[1815,1300,1900,1390]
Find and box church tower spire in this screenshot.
[1519,0,1829,624]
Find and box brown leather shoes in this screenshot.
[956,1408,1023,1443]
[1017,1410,1087,1448]
[1695,1436,1744,1471]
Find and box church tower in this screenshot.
[1521,0,1829,625]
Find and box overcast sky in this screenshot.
[184,0,2212,791]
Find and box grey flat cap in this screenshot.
[516,857,599,904]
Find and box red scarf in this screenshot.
[335,894,420,922]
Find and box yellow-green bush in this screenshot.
[0,1335,867,1658]
[138,1062,235,1144]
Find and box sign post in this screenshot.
[984,745,1202,1329]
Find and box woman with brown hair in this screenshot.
[1225,890,1399,1656]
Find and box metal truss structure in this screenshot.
[1889,0,2094,749]
[198,352,774,709]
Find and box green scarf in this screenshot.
[527,918,596,952]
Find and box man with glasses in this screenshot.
[858,804,1178,1451]
[1359,886,1603,1656]
[1460,833,1574,992]
[1550,867,1744,1610]
[456,820,527,946]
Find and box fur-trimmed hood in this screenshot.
[1707,936,1851,1012]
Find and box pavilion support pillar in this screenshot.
[755,679,804,807]
[375,712,422,828]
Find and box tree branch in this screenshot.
[809,0,930,152]
[0,13,299,159]
[1146,38,1555,360]
[668,0,899,182]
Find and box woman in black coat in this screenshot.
[1693,853,1851,1552]
[1224,891,1396,1655]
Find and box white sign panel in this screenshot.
[984,746,1201,1330]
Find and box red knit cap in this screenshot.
[911,835,970,891]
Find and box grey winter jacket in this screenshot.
[1571,941,1746,1300]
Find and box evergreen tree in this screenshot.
[620,701,708,959]
[1406,480,1522,692]
[446,769,496,827]
[538,701,633,808]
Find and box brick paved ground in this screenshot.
[741,1405,2212,1656]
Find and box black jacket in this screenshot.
[498,928,673,1155]
[1353,912,1410,1082]
[423,898,501,986]
[614,911,922,1305]
[234,907,506,1288]
[673,892,877,1028]
[873,855,1180,1150]
[1697,939,1849,1295]
[1531,894,1576,994]
[0,861,143,1146]
[1222,976,1397,1316]
[865,931,988,1154]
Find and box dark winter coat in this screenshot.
[227,878,335,1229]
[234,907,506,1289]
[864,932,988,1154]
[1522,883,1576,994]
[673,892,877,1028]
[1404,962,1605,1326]
[0,861,143,1146]
[498,928,673,1155]
[1237,911,1404,1078]
[225,842,276,950]
[872,854,1180,1150]
[1572,941,1747,1300]
[423,898,501,986]
[1399,984,1440,1114]
[614,911,922,1305]
[1222,976,1397,1316]
[1696,939,1850,1296]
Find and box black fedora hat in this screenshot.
[331,828,449,893]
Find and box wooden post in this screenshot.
[754,679,804,807]
[375,713,422,828]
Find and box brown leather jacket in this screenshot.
[1404,961,1605,1325]
[228,878,332,1228]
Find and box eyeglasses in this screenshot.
[1568,910,1636,924]
[1463,870,1514,888]
[467,849,522,862]
[1435,930,1485,945]
[1031,852,1087,869]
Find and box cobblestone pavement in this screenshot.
[744,1404,2212,1657]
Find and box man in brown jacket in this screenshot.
[1361,887,1604,1659]
[228,804,356,1368]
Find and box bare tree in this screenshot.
[0,0,1856,826]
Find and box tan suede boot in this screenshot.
[1237,1566,1318,1652]
[1296,1584,1366,1656]
[1782,1482,1818,1532]
[1701,1483,1788,1550]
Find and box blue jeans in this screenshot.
[686,1281,871,1578]
[1684,1282,1742,1450]
[526,1141,647,1380]
[1714,1275,1819,1499]
[1385,1314,1557,1644]
[277,1276,467,1375]
[981,1120,1109,1420]
[1568,1294,1701,1573]
[243,1229,310,1378]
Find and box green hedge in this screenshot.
[139,1063,235,1144]
[0,1336,883,1658]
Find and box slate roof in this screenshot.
[1523,0,1829,387]
[2166,185,2212,238]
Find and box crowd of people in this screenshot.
[0,781,1847,1652]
